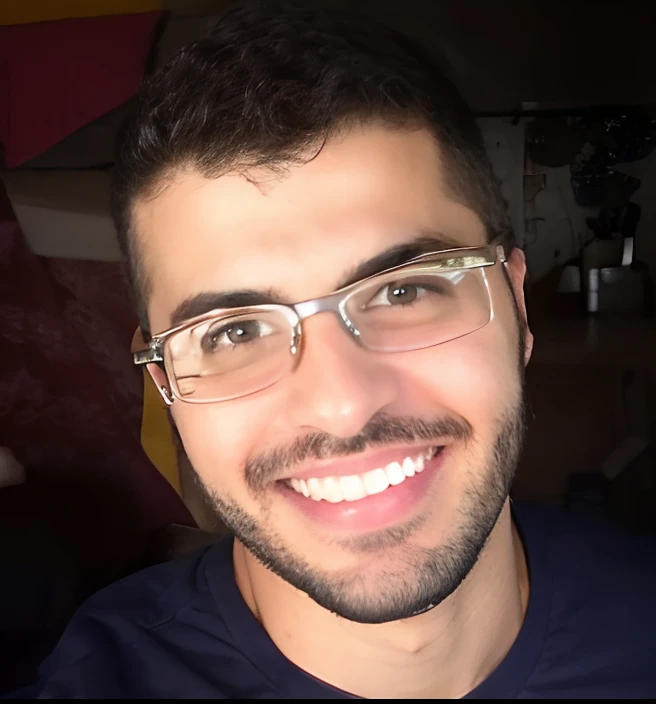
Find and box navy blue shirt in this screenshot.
[16,504,656,698]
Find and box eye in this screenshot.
[366,282,426,308]
[202,319,269,352]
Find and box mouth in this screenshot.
[276,445,447,534]
[282,446,442,503]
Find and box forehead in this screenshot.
[134,126,487,332]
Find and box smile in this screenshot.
[284,447,442,503]
[278,444,448,533]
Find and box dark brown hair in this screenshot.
[111,0,513,333]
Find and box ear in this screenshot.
[504,248,534,367]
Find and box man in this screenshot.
[21,1,655,698]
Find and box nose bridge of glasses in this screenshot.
[293,290,360,339]
[293,290,346,321]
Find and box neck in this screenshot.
[233,501,529,699]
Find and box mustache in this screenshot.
[244,412,473,494]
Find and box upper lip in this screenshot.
[277,442,448,482]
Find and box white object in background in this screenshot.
[587,268,599,312]
[621,237,634,267]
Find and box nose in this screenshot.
[285,312,400,437]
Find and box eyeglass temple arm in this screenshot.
[402,243,506,267]
[133,346,164,366]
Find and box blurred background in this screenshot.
[1,0,655,691]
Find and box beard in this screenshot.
[180,312,529,625]
[185,385,526,624]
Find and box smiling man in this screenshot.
[22,1,656,699]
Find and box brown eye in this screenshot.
[225,321,259,344]
[387,283,418,305]
[203,319,263,352]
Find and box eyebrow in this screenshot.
[169,231,463,327]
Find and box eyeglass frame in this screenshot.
[132,242,508,405]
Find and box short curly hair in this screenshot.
[111,0,513,333]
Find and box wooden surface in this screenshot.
[513,305,656,503]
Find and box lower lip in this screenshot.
[277,448,446,534]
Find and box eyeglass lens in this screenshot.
[164,265,491,402]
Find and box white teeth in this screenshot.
[362,468,390,496]
[306,477,324,501]
[287,448,438,503]
[291,478,311,496]
[402,456,416,478]
[340,475,367,502]
[385,461,406,485]
[322,477,343,503]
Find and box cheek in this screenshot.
[171,399,277,495]
[392,319,521,431]
[171,313,522,488]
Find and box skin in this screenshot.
[135,125,534,698]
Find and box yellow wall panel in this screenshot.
[141,371,181,496]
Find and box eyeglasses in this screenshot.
[133,243,507,405]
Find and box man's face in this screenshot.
[137,126,532,623]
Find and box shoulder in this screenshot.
[20,539,251,698]
[516,503,656,696]
[519,502,655,585]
